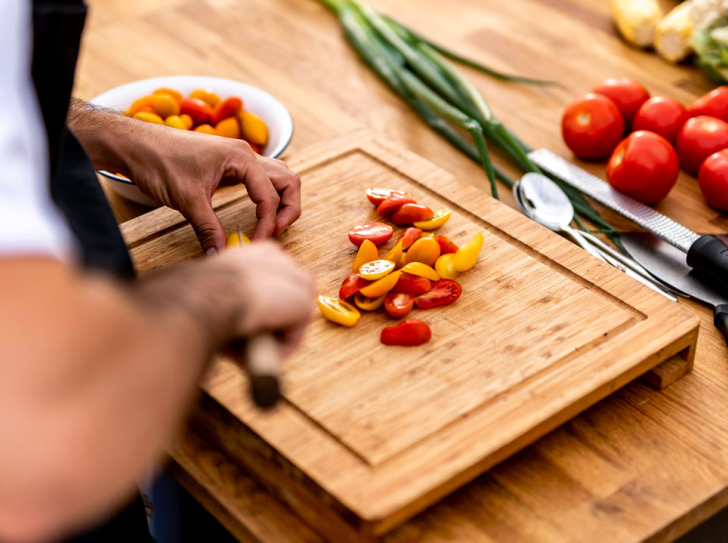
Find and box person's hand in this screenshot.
[126,126,301,254]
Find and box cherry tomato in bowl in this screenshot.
[632,96,688,145]
[415,279,462,309]
[698,149,728,212]
[392,203,434,225]
[348,222,394,247]
[179,97,214,125]
[380,319,432,346]
[592,77,650,127]
[211,96,244,125]
[606,131,679,205]
[384,293,415,318]
[561,93,624,159]
[676,116,728,174]
[688,86,728,122]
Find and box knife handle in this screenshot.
[687,235,728,290]
[716,305,728,348]
[245,334,280,409]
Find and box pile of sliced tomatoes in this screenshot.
[318,188,484,347]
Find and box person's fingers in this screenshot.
[260,160,302,237]
[230,158,280,240]
[184,198,227,254]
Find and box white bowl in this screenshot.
[89,75,294,207]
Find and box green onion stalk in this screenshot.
[319,0,622,247]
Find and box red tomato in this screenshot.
[392,272,431,294]
[348,222,393,247]
[561,93,624,159]
[415,279,462,309]
[384,293,415,318]
[380,319,432,346]
[592,77,650,126]
[632,96,688,145]
[366,188,408,206]
[211,96,243,125]
[179,97,213,125]
[391,203,434,225]
[435,235,459,254]
[698,149,728,211]
[606,131,679,205]
[377,196,416,217]
[676,116,728,174]
[396,227,422,250]
[339,274,371,299]
[688,86,728,122]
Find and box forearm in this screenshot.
[0,259,240,542]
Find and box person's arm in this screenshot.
[68,103,302,253]
[0,244,313,543]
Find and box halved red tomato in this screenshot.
[377,196,416,217]
[396,227,422,250]
[435,235,459,254]
[384,293,415,318]
[366,188,408,206]
[339,274,371,299]
[392,203,434,225]
[391,272,431,295]
[348,222,393,247]
[415,279,462,309]
[380,319,432,346]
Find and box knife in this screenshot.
[622,232,728,346]
[528,148,728,290]
[232,226,281,408]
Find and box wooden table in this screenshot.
[77,0,728,541]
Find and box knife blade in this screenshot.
[528,148,728,290]
[622,232,728,346]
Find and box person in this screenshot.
[0,0,314,541]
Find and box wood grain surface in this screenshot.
[77,0,728,541]
[122,131,698,540]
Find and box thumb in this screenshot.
[186,200,227,255]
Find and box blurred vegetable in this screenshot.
[655,2,693,63]
[164,115,188,130]
[216,117,241,139]
[190,89,221,107]
[692,1,728,81]
[609,0,663,47]
[133,111,164,124]
[240,111,269,145]
[194,124,217,135]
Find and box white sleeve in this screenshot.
[0,0,74,260]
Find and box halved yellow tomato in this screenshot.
[454,232,484,272]
[384,240,404,268]
[404,238,441,267]
[359,259,395,280]
[401,262,440,281]
[225,230,251,248]
[359,270,401,298]
[414,208,451,230]
[318,296,360,327]
[435,253,459,280]
[353,239,378,273]
[354,292,386,311]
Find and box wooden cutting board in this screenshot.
[121,130,699,542]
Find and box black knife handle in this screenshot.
[687,235,728,290]
[716,305,728,348]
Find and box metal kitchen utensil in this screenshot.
[622,232,728,346]
[235,225,281,408]
[529,148,728,290]
[514,174,677,301]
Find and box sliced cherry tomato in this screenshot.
[366,188,408,206]
[339,274,371,299]
[397,227,422,250]
[384,293,415,318]
[352,239,378,272]
[381,319,432,346]
[435,235,459,254]
[359,259,395,280]
[414,208,451,230]
[688,86,728,122]
[607,131,679,205]
[392,203,434,225]
[698,149,728,212]
[359,270,401,298]
[225,230,250,248]
[384,240,404,268]
[405,237,441,267]
[211,96,244,125]
[348,222,393,247]
[632,96,688,145]
[318,296,360,327]
[179,97,213,125]
[592,77,650,127]
[392,272,431,295]
[354,292,386,311]
[454,232,484,272]
[676,116,728,174]
[377,196,416,217]
[401,262,440,281]
[415,279,462,309]
[435,253,458,280]
[561,93,624,159]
